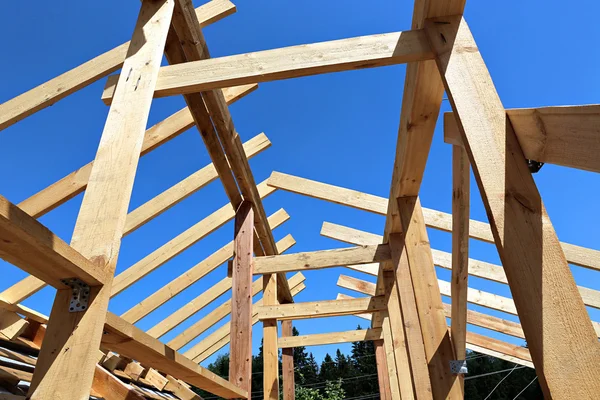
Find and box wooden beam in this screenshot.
[380,312,403,400]
[0,195,106,289]
[165,375,202,400]
[451,144,470,376]
[270,171,600,271]
[253,244,391,275]
[444,105,600,173]
[0,310,28,341]
[0,0,235,131]
[278,328,383,348]
[281,320,295,400]
[28,2,175,398]
[324,222,600,310]
[92,364,147,400]
[229,201,253,395]
[257,296,386,321]
[102,29,434,100]
[122,211,291,325]
[184,279,306,362]
[263,272,279,400]
[427,15,600,397]
[373,340,392,400]
[102,313,247,399]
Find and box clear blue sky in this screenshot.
[0,0,599,367]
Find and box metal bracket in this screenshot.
[527,159,544,173]
[450,360,468,374]
[60,278,90,312]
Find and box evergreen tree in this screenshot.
[318,353,337,382]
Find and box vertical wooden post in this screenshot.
[27,1,174,399]
[426,15,600,398]
[230,201,254,394]
[281,320,295,400]
[381,313,402,400]
[263,273,279,399]
[451,142,470,391]
[374,339,392,400]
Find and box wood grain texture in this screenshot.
[0,0,235,131]
[103,30,434,100]
[444,105,600,172]
[427,16,600,398]
[374,340,392,400]
[253,244,391,274]
[257,296,386,320]
[263,272,279,399]
[0,309,28,341]
[281,320,295,400]
[29,2,175,398]
[278,328,383,348]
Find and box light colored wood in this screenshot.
[122,211,291,324]
[113,180,275,297]
[185,280,306,362]
[380,313,403,400]
[257,296,386,320]
[103,30,434,100]
[388,236,431,400]
[465,343,533,369]
[0,310,28,341]
[451,144,470,371]
[229,201,254,394]
[171,271,304,351]
[427,16,600,398]
[325,222,600,310]
[0,194,106,289]
[123,361,145,382]
[28,2,175,399]
[444,105,600,172]
[272,171,600,271]
[165,375,202,400]
[374,339,392,400]
[443,303,524,339]
[144,368,169,391]
[278,328,383,348]
[262,273,279,400]
[281,320,295,400]
[253,244,391,275]
[466,332,531,364]
[0,0,235,131]
[102,312,247,399]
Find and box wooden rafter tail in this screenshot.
[426,15,600,397]
[28,1,176,398]
[444,105,600,173]
[0,0,236,132]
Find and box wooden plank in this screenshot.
[122,211,290,325]
[185,279,306,362]
[0,0,235,131]
[444,105,600,172]
[92,364,147,400]
[281,320,295,400]
[0,194,106,289]
[262,273,279,400]
[123,361,145,382]
[270,171,600,271]
[229,202,253,394]
[325,222,600,310]
[102,313,247,399]
[112,180,276,297]
[451,144,470,373]
[427,16,600,398]
[253,244,391,275]
[170,271,304,351]
[442,303,524,339]
[102,29,434,100]
[28,2,175,398]
[0,310,28,341]
[466,332,531,364]
[278,328,382,348]
[380,313,403,400]
[165,375,202,400]
[465,343,533,369]
[256,296,386,320]
[374,340,392,400]
[144,368,169,391]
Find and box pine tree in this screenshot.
[319,353,337,382]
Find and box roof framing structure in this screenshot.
[0,0,598,399]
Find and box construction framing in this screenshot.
[0,0,598,399]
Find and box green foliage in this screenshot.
[295,380,345,400]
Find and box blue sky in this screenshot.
[0,0,599,368]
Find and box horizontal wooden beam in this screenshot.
[271,171,600,271]
[256,296,386,321]
[278,328,383,348]
[253,244,390,275]
[0,0,236,131]
[102,313,247,399]
[0,194,106,289]
[444,105,600,173]
[101,29,433,101]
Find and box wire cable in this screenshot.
[482,364,519,400]
[512,376,538,400]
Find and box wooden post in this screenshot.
[229,201,254,394]
[263,273,279,399]
[281,320,295,400]
[374,339,392,400]
[27,1,174,398]
[451,142,470,391]
[380,313,402,400]
[426,15,600,398]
